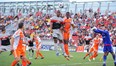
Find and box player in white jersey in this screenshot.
[0,28,11,54]
[50,10,65,56]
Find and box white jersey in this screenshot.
[12,29,24,50]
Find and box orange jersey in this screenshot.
[92,38,101,49]
[63,18,72,32]
[34,36,41,47]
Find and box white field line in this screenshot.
[48,62,103,66]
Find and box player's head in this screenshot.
[1,28,6,34]
[18,22,24,30]
[56,10,61,17]
[101,24,106,30]
[66,12,71,18]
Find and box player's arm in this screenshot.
[10,36,14,50]
[71,19,77,29]
[93,29,107,34]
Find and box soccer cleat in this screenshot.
[103,63,106,66]
[35,57,38,59]
[27,62,32,66]
[17,63,20,66]
[56,53,60,56]
[64,56,70,61]
[114,62,116,66]
[41,57,44,59]
[83,57,86,59]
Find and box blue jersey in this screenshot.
[93,29,112,45]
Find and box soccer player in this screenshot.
[28,34,34,59]
[83,34,101,61]
[0,28,11,54]
[10,22,31,66]
[50,10,64,56]
[84,33,92,53]
[63,12,75,59]
[92,25,116,66]
[33,32,44,59]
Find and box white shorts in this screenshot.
[0,45,11,51]
[52,29,63,40]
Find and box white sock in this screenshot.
[54,43,59,54]
[59,43,65,55]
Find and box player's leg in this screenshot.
[58,32,65,55]
[93,50,98,60]
[21,51,31,66]
[83,48,93,59]
[11,50,20,66]
[103,52,109,66]
[35,46,44,59]
[103,46,109,66]
[109,46,116,66]
[63,33,69,56]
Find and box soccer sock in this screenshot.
[85,53,89,58]
[28,49,31,57]
[32,49,34,57]
[89,55,94,60]
[22,59,27,66]
[103,55,107,65]
[59,43,65,55]
[11,60,18,66]
[54,43,59,54]
[36,51,39,58]
[38,51,44,57]
[93,51,98,58]
[64,44,69,56]
[25,59,31,64]
[112,54,116,65]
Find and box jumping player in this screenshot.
[50,10,64,56]
[63,12,75,59]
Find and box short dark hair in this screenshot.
[18,22,24,29]
[1,28,5,32]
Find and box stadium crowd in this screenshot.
[0,9,116,48]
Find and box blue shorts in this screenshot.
[103,46,113,53]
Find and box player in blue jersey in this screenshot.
[92,25,116,66]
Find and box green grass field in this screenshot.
[0,51,114,66]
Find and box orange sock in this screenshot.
[89,55,94,60]
[26,59,31,64]
[11,60,18,66]
[22,59,27,66]
[38,52,44,57]
[36,51,39,58]
[85,53,89,57]
[64,44,69,56]
[93,52,98,58]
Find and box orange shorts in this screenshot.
[89,47,98,53]
[63,32,70,40]
[13,49,26,58]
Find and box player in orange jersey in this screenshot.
[63,12,75,59]
[10,22,31,66]
[83,34,101,61]
[33,32,44,59]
